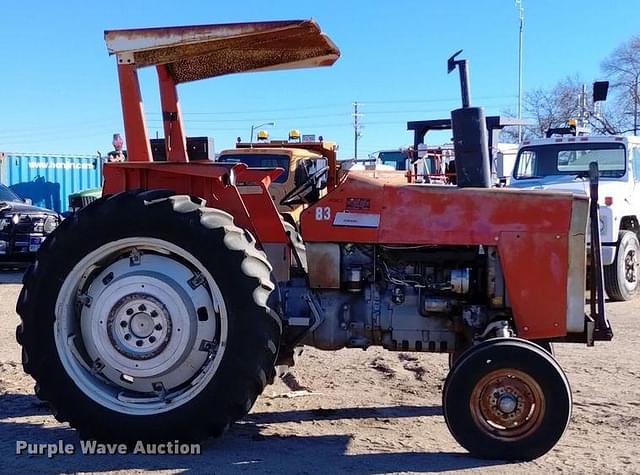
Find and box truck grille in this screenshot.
[69,195,98,210]
[14,216,35,233]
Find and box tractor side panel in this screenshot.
[234,167,288,243]
[498,232,568,339]
[103,162,288,245]
[378,185,574,244]
[301,173,575,244]
[301,173,387,242]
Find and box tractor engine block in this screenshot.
[283,243,508,352]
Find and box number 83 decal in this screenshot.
[315,206,331,221]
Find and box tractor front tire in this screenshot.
[604,230,640,301]
[443,338,571,461]
[448,340,554,369]
[16,190,281,442]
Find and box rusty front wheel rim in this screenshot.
[469,368,545,441]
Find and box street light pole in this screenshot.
[634,75,638,136]
[249,122,275,146]
[516,0,524,142]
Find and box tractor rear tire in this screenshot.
[16,190,281,442]
[443,338,571,461]
[604,230,640,301]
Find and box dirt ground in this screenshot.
[0,269,638,474]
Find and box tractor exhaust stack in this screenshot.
[448,50,491,188]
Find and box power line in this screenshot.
[146,103,348,116]
[142,95,517,117]
[144,102,514,126]
[361,105,514,115]
[146,112,350,123]
[154,122,355,132]
[2,131,109,147]
[0,120,120,139]
[358,95,517,105]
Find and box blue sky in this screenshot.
[0,0,638,158]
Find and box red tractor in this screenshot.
[16,20,612,460]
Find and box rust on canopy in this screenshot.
[104,19,340,83]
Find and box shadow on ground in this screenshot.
[0,391,506,474]
[246,404,442,424]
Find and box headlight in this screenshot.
[43,215,59,234]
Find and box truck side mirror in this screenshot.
[593,81,609,103]
[294,161,310,188]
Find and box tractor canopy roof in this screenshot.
[104,19,340,83]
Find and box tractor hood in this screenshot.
[104,19,340,83]
[509,176,630,205]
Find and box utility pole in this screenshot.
[634,76,638,135]
[515,0,524,142]
[578,84,587,127]
[353,101,362,159]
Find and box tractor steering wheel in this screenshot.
[280,166,329,207]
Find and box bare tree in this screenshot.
[501,35,640,142]
[526,76,583,137]
[501,76,587,141]
[501,74,623,142]
[601,35,640,135]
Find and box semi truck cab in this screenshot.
[509,134,640,300]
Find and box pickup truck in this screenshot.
[509,135,640,301]
[0,184,61,262]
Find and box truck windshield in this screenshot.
[218,154,290,183]
[378,151,407,170]
[0,185,22,202]
[514,143,626,179]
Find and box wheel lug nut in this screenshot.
[150,310,158,318]
[126,309,134,316]
[138,304,146,312]
[136,340,143,347]
[124,334,131,340]
[120,321,128,328]
[155,324,162,331]
[149,336,156,343]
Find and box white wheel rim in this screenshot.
[54,237,228,415]
[624,248,638,289]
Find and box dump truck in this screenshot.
[16,20,612,461]
[217,133,338,226]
